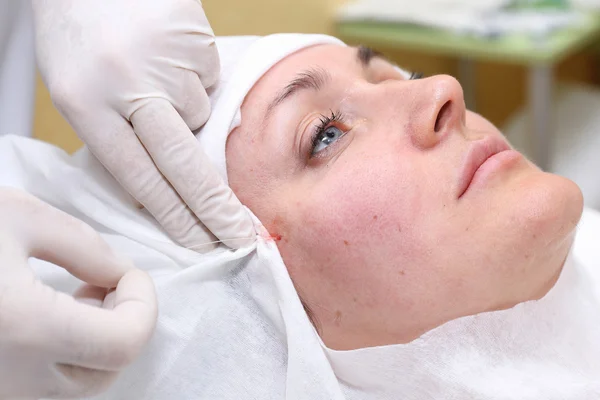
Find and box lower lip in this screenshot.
[463,149,523,196]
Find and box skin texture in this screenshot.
[226,44,584,351]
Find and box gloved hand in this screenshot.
[0,188,158,399]
[31,0,255,251]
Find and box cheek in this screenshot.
[312,162,416,239]
[278,152,440,285]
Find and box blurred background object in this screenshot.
[31,0,600,207]
[337,0,584,38]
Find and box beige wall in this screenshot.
[204,0,347,35]
[33,74,81,153]
[33,1,597,152]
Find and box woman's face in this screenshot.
[226,44,583,350]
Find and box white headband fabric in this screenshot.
[196,33,346,183]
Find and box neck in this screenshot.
[530,230,576,302]
[326,250,600,398]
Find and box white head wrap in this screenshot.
[197,34,345,183]
[2,33,600,399]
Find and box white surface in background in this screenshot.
[570,0,600,10]
[504,83,600,211]
[336,0,584,38]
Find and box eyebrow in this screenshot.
[265,66,331,118]
[264,46,386,119]
[356,45,385,67]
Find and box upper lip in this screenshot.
[457,136,511,198]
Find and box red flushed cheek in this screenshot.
[269,155,433,293]
[292,171,423,265]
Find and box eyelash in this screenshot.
[310,110,345,157]
[308,71,423,157]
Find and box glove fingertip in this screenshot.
[114,269,158,325]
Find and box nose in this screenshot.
[407,75,466,149]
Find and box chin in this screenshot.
[514,172,582,278]
[502,163,579,222]
[530,172,583,231]
[485,172,581,309]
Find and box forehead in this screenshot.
[263,44,355,83]
[238,45,358,128]
[243,45,357,104]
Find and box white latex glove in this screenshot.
[31,0,255,251]
[0,188,158,399]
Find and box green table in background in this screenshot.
[336,13,600,170]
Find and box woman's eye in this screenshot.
[312,126,344,155]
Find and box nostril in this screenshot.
[434,100,453,133]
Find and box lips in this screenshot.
[457,136,511,198]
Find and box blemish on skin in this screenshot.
[267,215,285,243]
[334,310,343,326]
[352,296,358,303]
[271,215,284,226]
[399,270,406,276]
[343,240,350,246]
[373,215,378,221]
[261,232,282,242]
